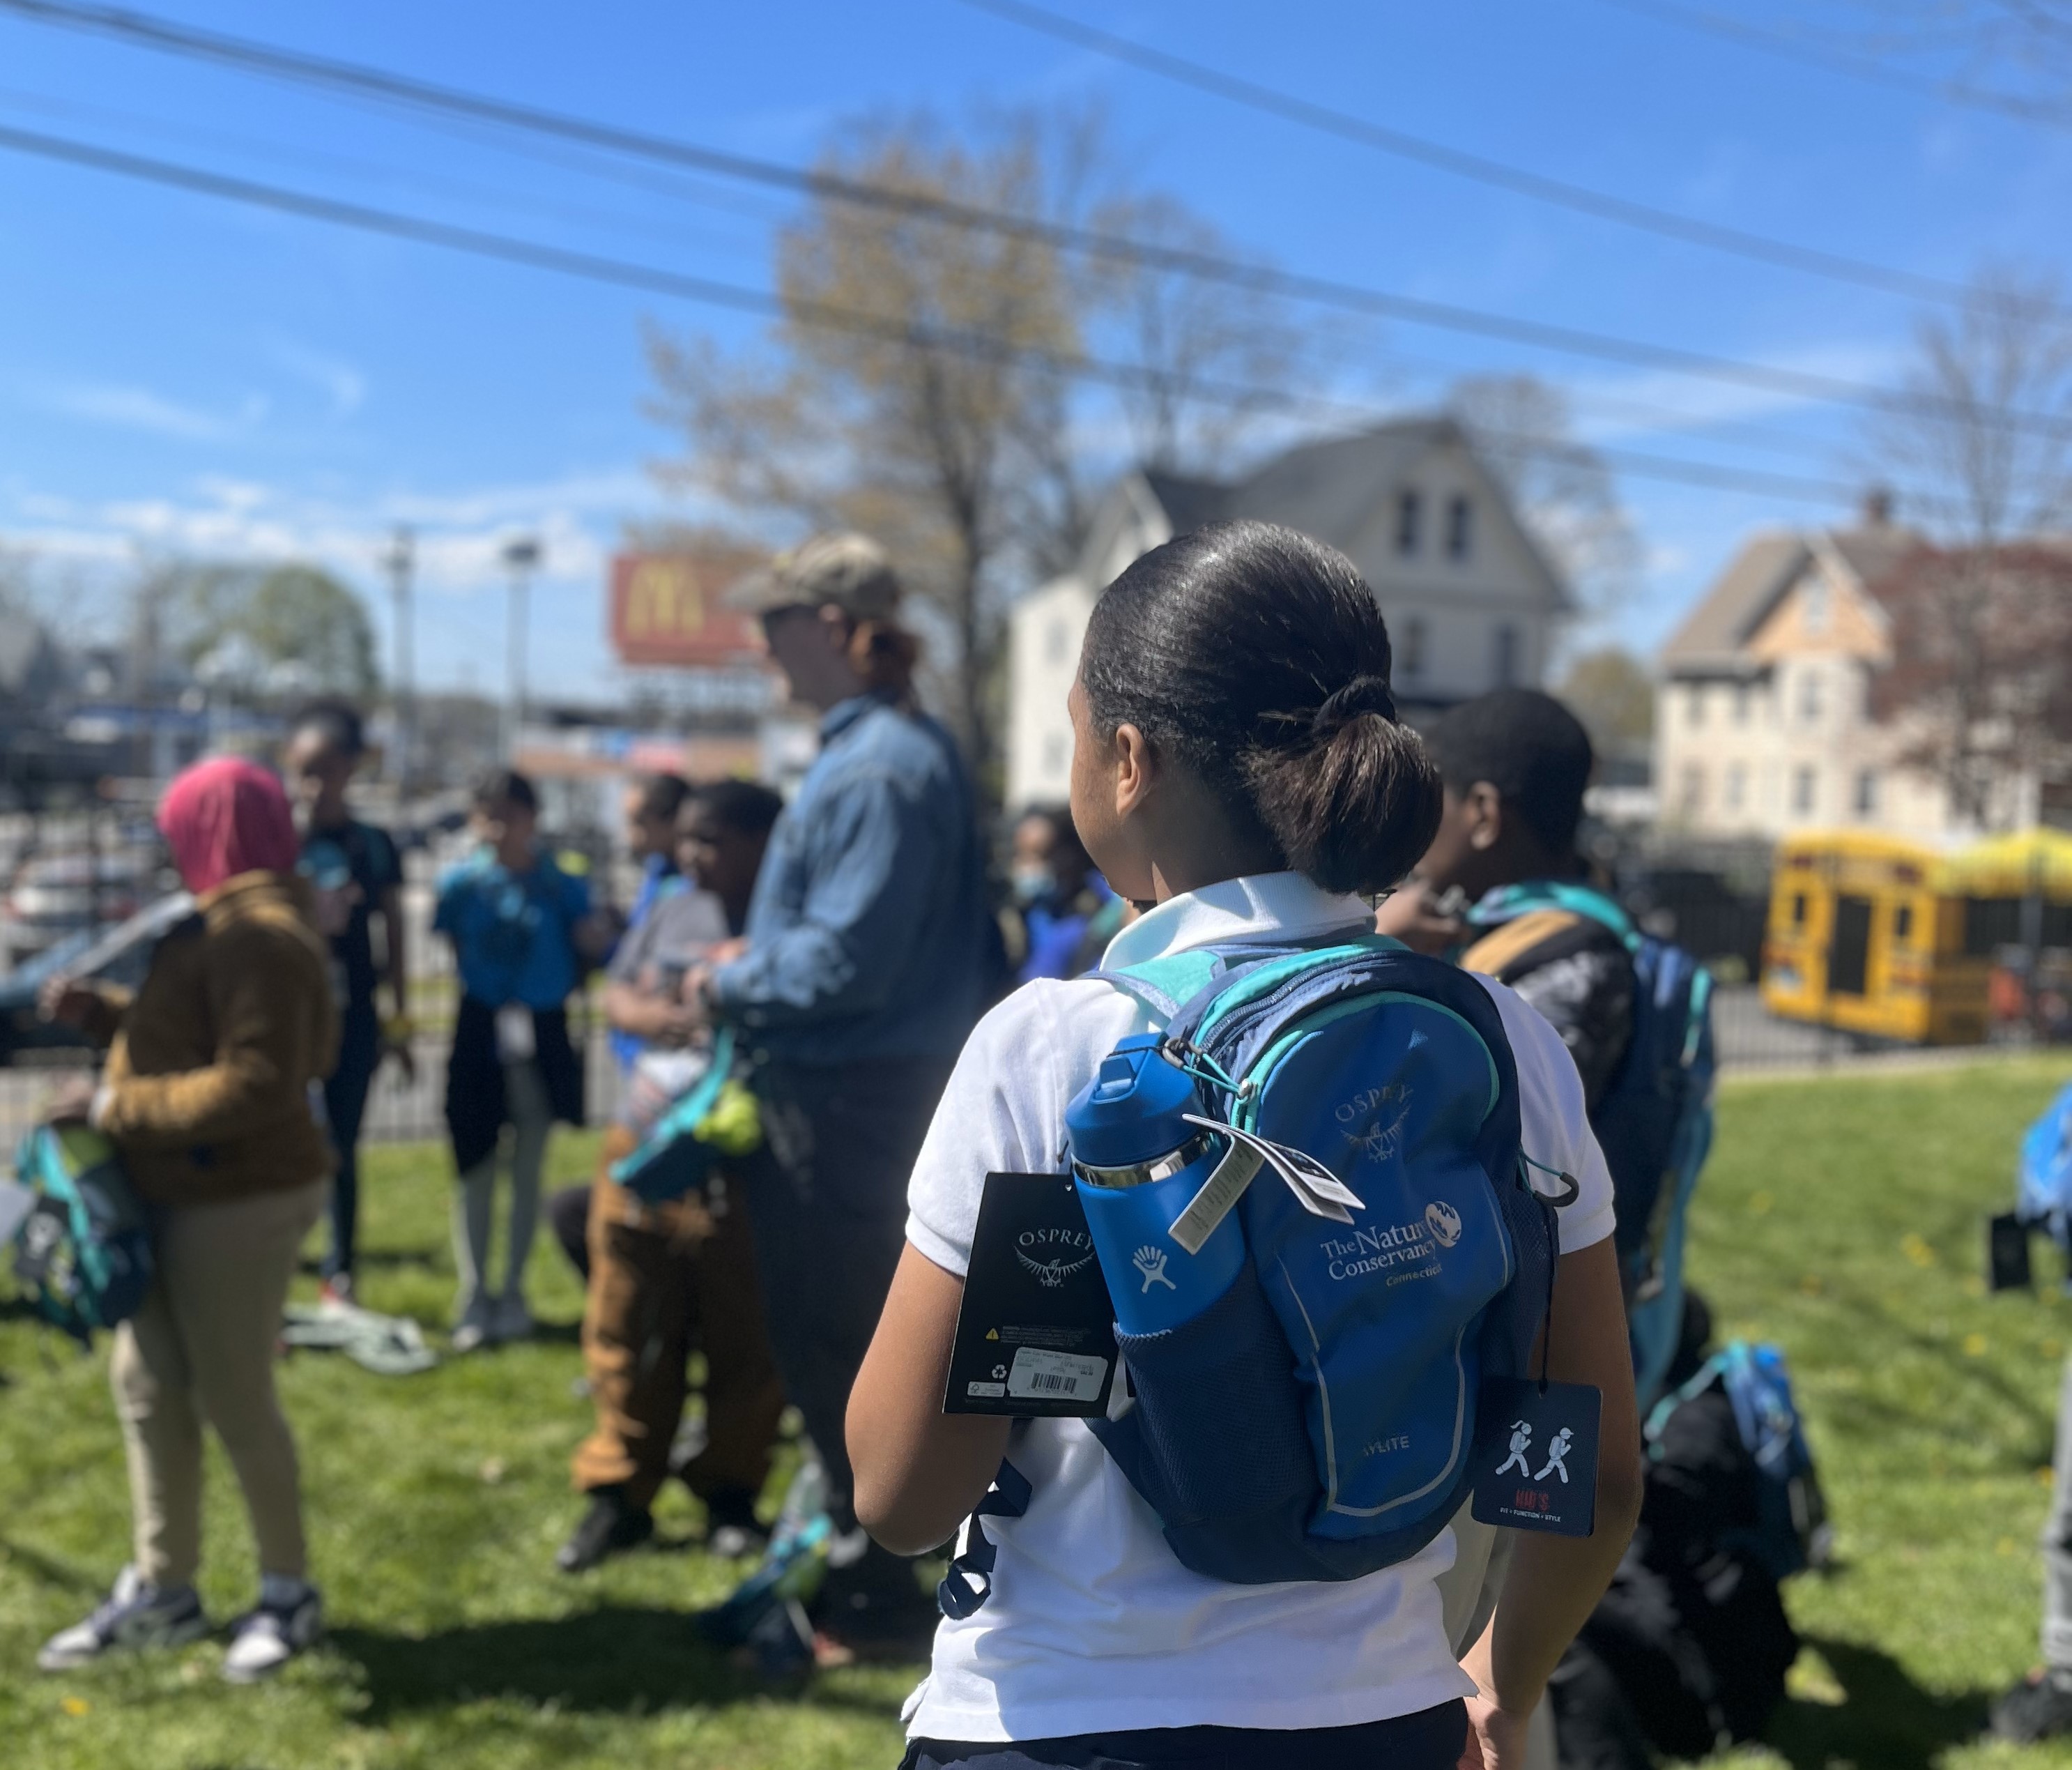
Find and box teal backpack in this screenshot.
[7,1124,154,1345]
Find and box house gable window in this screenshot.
[1401,615,1427,680]
[1396,489,1422,556]
[1445,495,1471,560]
[1855,768,1878,816]
[1493,623,1519,688]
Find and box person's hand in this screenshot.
[1457,1690,1536,1770]
[39,977,100,1028]
[704,936,750,971]
[43,1073,99,1127]
[1374,883,1468,956]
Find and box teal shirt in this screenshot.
[433,847,590,1009]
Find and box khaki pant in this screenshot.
[571,1131,785,1511]
[111,1180,328,1588]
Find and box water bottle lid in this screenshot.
[1064,1032,1203,1168]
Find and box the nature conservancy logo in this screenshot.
[1321,1202,1458,1283]
[1015,1226,1096,1289]
[1425,1200,1464,1248]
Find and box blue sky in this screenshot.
[1,0,2066,699]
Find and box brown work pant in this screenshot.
[112,1180,328,1588]
[571,1129,785,1511]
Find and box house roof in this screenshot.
[1661,522,1919,673]
[1122,415,1568,609]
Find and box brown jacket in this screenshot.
[91,870,340,1206]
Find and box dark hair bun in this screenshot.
[1246,708,1441,896]
[1080,521,1441,895]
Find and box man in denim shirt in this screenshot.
[703,534,990,1653]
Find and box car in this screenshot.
[3,849,166,968]
[0,890,194,1067]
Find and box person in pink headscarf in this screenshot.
[35,755,340,1684]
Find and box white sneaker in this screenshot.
[450,1292,495,1354]
[222,1580,322,1684]
[38,1566,208,1670]
[490,1292,534,1345]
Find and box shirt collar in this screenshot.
[1099,871,1373,970]
[820,689,897,745]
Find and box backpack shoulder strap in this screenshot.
[1474,881,1640,952]
[1082,949,1225,1024]
[1459,909,1592,984]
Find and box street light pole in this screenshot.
[501,535,541,761]
[381,526,415,794]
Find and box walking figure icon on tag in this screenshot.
[1471,1377,1601,1537]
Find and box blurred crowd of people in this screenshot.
[20,524,1839,1770]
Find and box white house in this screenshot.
[1650,510,2043,844]
[1005,418,1573,809]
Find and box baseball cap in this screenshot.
[724,533,903,621]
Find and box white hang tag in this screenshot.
[1185,1119,1359,1219]
[1183,1116,1360,1224]
[1167,1139,1266,1256]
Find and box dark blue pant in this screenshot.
[322,1012,382,1281]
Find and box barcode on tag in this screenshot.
[1007,1347,1108,1401]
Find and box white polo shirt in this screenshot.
[901,871,1616,1742]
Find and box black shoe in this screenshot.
[813,1537,939,1658]
[556,1488,654,1574]
[703,1487,770,1559]
[1991,1668,2072,1742]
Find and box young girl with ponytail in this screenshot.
[849,523,1641,1769]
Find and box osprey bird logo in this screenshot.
[1016,1245,1096,1288]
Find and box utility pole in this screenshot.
[382,526,415,795]
[501,535,541,761]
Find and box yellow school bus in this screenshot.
[1760,831,1989,1045]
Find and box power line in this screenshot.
[955,0,2055,314]
[0,115,1937,516]
[1581,0,2072,131]
[2,0,2069,443]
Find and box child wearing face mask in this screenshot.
[1002,806,1124,984]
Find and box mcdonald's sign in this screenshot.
[608,551,765,668]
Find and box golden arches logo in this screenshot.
[622,558,707,641]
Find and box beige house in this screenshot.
[1653,514,2036,844]
[1006,418,1572,809]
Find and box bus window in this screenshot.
[1894,903,1913,945]
[1791,893,1809,928]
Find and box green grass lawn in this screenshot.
[4,1058,2072,1767]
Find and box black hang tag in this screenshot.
[1471,1377,1602,1538]
[1988,1212,2034,1293]
[944,1172,1119,1418]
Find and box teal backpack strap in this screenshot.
[1473,881,1640,953]
[1085,949,1225,1025]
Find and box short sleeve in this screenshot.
[432,867,465,936]
[1478,977,1617,1256]
[904,984,1073,1279]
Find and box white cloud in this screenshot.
[47,383,267,441]
[263,337,368,417]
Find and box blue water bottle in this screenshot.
[1066,1035,1246,1336]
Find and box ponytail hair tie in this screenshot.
[1312,674,1397,735]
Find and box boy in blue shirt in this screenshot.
[436,769,613,1350]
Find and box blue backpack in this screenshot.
[1465,883,1715,1410]
[1069,936,1560,1586]
[7,1124,154,1345]
[1645,1339,1830,1580]
[2018,1082,2072,1253]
